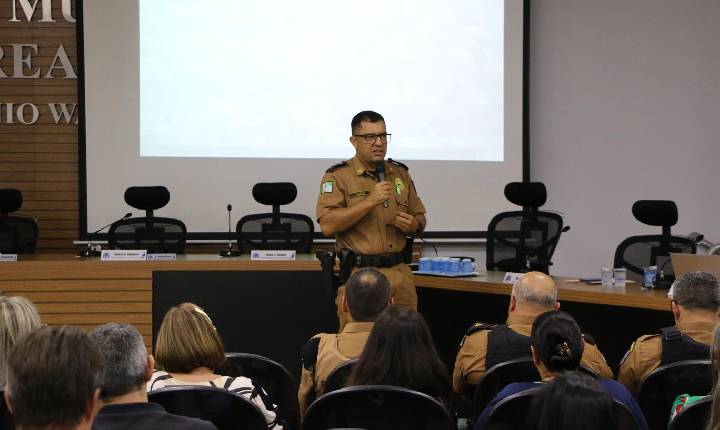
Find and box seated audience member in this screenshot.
[148,303,283,429]
[0,295,41,385]
[90,323,217,429]
[619,271,720,393]
[474,311,647,430]
[668,321,720,426]
[347,306,453,409]
[4,325,104,430]
[526,371,616,430]
[298,268,392,414]
[453,271,613,396]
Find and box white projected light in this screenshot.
[139,0,504,161]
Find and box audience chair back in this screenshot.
[483,386,541,430]
[636,359,712,430]
[301,385,455,430]
[472,357,540,418]
[236,183,314,254]
[486,182,565,274]
[218,352,299,430]
[614,200,696,282]
[669,395,712,430]
[108,186,187,253]
[323,359,358,394]
[0,188,38,254]
[148,386,267,430]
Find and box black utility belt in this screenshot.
[355,252,405,268]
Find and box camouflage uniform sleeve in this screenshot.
[316,171,346,222]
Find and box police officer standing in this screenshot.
[317,111,426,328]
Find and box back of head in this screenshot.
[345,268,391,322]
[512,272,558,311]
[349,307,451,403]
[90,323,148,400]
[672,271,720,312]
[527,371,615,430]
[5,325,104,429]
[531,311,584,373]
[351,110,384,133]
[155,302,226,373]
[0,295,41,385]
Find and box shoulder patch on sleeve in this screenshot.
[301,337,321,370]
[388,158,408,170]
[459,322,495,348]
[326,161,348,173]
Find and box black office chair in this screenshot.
[0,188,38,254]
[148,386,268,430]
[669,395,712,430]
[0,388,15,430]
[236,183,314,254]
[107,186,187,253]
[472,357,540,418]
[486,182,565,274]
[614,200,696,283]
[636,359,712,430]
[323,358,358,394]
[301,385,455,430]
[218,352,299,430]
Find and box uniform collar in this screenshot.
[506,313,536,327]
[676,320,717,333]
[342,321,375,334]
[349,157,393,177]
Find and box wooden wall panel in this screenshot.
[0,0,79,253]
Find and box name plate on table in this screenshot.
[503,272,524,284]
[101,250,147,261]
[250,250,296,261]
[146,253,177,261]
[0,254,18,262]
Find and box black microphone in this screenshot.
[524,226,571,272]
[219,204,240,257]
[78,212,132,258]
[375,161,388,208]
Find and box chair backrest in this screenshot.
[669,395,712,430]
[324,359,358,394]
[148,386,267,430]
[0,189,37,254]
[236,213,314,254]
[483,386,541,430]
[218,352,299,430]
[107,217,187,253]
[636,359,713,430]
[302,385,455,430]
[473,358,540,418]
[486,211,564,274]
[0,388,16,430]
[614,235,696,282]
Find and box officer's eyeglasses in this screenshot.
[353,133,391,144]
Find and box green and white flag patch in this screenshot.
[321,181,334,193]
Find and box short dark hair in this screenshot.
[351,110,385,133]
[6,325,104,428]
[91,323,148,400]
[345,268,391,322]
[531,311,584,373]
[673,271,720,311]
[527,371,616,430]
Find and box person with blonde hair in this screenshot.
[148,303,283,429]
[0,295,41,385]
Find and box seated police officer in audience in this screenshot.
[453,271,613,396]
[90,323,217,430]
[619,271,720,393]
[474,311,647,430]
[4,325,104,430]
[148,303,283,429]
[0,295,42,386]
[298,268,392,415]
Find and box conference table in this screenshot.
[0,254,672,377]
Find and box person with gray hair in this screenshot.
[453,271,613,398]
[619,271,720,393]
[90,323,217,430]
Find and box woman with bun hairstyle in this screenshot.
[474,311,648,430]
